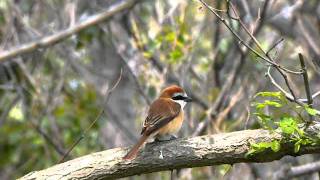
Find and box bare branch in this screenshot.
[274,160,320,179]
[312,91,320,99]
[299,53,314,122]
[266,38,284,56]
[266,66,302,105]
[300,91,320,102]
[297,17,320,56]
[198,0,314,117]
[226,2,300,102]
[197,0,301,74]
[298,54,313,106]
[0,0,137,62]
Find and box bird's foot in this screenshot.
[155,134,177,142]
[169,135,177,140]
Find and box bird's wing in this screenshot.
[141,98,180,135]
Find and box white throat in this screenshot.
[173,100,186,109]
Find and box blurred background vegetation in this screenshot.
[0,0,319,179]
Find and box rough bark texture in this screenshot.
[19,127,320,180]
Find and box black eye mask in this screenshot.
[172,95,185,101]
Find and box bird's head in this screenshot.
[160,85,192,107]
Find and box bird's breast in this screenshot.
[157,110,184,135]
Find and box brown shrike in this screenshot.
[123,85,192,160]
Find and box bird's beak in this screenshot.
[184,96,192,102]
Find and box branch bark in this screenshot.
[20,124,320,179]
[0,0,138,62]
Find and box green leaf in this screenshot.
[246,142,269,157]
[295,127,304,137]
[271,140,280,152]
[246,140,280,157]
[304,106,318,116]
[169,48,183,62]
[9,104,24,121]
[254,100,282,110]
[245,149,257,158]
[254,91,283,99]
[165,31,176,42]
[294,140,301,153]
[254,113,274,130]
[300,138,311,145]
[254,113,271,119]
[279,117,297,134]
[252,142,273,150]
[254,91,281,97]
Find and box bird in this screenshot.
[123,85,192,160]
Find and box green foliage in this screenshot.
[254,113,273,130]
[304,106,319,116]
[246,140,280,157]
[254,100,282,109]
[247,91,319,157]
[278,117,301,135]
[152,24,191,65]
[254,91,284,99]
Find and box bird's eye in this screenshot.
[172,95,184,100]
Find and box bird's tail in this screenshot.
[123,134,149,160]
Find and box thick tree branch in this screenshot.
[20,124,320,179]
[0,0,138,62]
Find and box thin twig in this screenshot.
[29,120,66,156]
[299,90,320,102]
[198,0,301,75]
[312,91,320,99]
[228,2,307,108]
[226,2,299,102]
[229,2,300,75]
[274,160,320,179]
[58,110,105,163]
[105,23,152,105]
[204,0,270,134]
[297,17,320,55]
[121,58,152,105]
[266,66,304,107]
[192,54,243,136]
[104,106,138,142]
[299,54,313,106]
[276,65,298,100]
[214,84,244,132]
[266,66,291,98]
[58,69,123,163]
[0,0,137,62]
[192,0,269,135]
[228,2,265,55]
[266,38,284,56]
[299,53,313,122]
